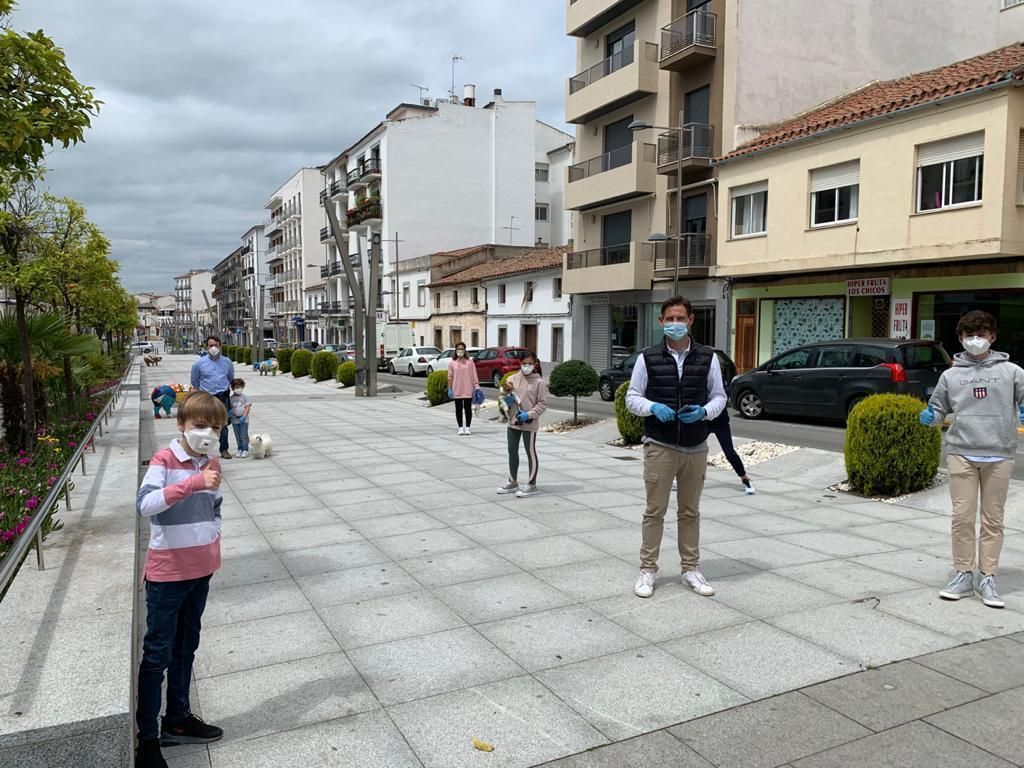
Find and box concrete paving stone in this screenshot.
[517,506,627,535]
[727,513,821,537]
[218,515,260,537]
[777,506,891,530]
[915,636,1024,693]
[494,494,592,516]
[250,507,340,533]
[850,549,954,585]
[662,621,860,700]
[166,752,211,768]
[373,528,479,560]
[347,510,447,539]
[202,578,313,627]
[768,602,957,668]
[537,645,748,741]
[434,572,576,624]
[196,652,378,744]
[848,521,949,550]
[299,478,378,497]
[561,490,647,511]
[398,548,523,588]
[571,526,641,559]
[296,562,421,608]
[669,691,870,768]
[492,535,608,570]
[838,500,939,522]
[697,554,761,580]
[456,517,559,546]
[534,557,643,602]
[423,502,521,527]
[1009,631,1024,642]
[711,571,845,619]
[328,497,417,522]
[802,659,986,732]
[194,610,339,678]
[402,489,499,511]
[695,519,760,544]
[317,486,398,509]
[320,590,466,649]
[776,530,900,558]
[277,540,390,577]
[589,583,749,643]
[773,560,925,600]
[705,538,834,570]
[875,588,1024,643]
[0,557,134,625]
[477,605,647,672]
[207,710,421,768]
[214,549,290,591]
[925,685,1024,765]
[220,531,272,557]
[347,626,523,706]
[224,472,292,492]
[241,493,323,517]
[388,675,608,768]
[264,522,363,553]
[790,720,1015,768]
[541,730,713,768]
[233,482,308,503]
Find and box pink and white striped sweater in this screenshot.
[136,439,223,582]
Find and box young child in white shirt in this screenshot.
[228,378,252,458]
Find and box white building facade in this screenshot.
[240,224,271,341]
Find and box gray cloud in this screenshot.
[12,0,574,291]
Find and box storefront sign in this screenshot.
[847,278,890,297]
[890,298,911,338]
[920,319,936,340]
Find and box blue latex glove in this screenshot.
[919,406,936,426]
[678,404,706,424]
[516,410,530,423]
[447,387,454,399]
[650,403,676,423]
[503,394,517,409]
[1019,404,1024,425]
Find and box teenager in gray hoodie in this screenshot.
[921,310,1024,608]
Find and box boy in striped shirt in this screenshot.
[135,392,226,768]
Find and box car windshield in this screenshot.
[504,349,527,360]
[900,343,951,370]
[420,347,441,356]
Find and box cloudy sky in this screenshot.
[13,1,575,292]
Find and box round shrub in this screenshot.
[426,370,449,406]
[845,393,941,497]
[291,349,313,378]
[311,351,336,382]
[548,359,599,424]
[615,381,643,444]
[276,347,293,373]
[336,361,357,387]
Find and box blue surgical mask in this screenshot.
[664,323,688,341]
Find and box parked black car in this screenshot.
[598,348,737,401]
[730,338,951,421]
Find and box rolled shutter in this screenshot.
[810,160,860,193]
[730,180,768,198]
[917,132,984,167]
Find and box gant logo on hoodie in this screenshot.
[973,387,988,399]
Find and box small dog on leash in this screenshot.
[249,434,273,459]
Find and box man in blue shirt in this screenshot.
[190,336,235,458]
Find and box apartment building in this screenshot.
[263,168,323,344]
[134,293,175,340]
[318,89,574,344]
[563,0,1024,370]
[240,224,271,342]
[173,269,214,348]
[211,247,250,346]
[716,44,1024,371]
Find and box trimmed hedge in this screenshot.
[291,349,313,378]
[548,359,598,424]
[426,370,449,406]
[336,361,356,387]
[276,347,293,373]
[845,393,941,497]
[311,351,336,382]
[615,381,643,444]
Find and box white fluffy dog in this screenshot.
[249,434,273,459]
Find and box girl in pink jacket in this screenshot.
[496,351,548,498]
[447,342,480,435]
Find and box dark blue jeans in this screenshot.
[136,575,211,739]
[232,418,250,452]
[213,391,230,453]
[708,411,747,479]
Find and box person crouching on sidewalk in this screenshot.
[496,351,547,498]
[151,385,176,419]
[447,342,480,435]
[920,310,1024,608]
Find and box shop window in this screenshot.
[916,133,984,212]
[731,181,768,237]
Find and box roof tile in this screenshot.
[430,246,570,287]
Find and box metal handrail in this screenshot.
[0,356,135,595]
[568,142,655,182]
[566,244,634,269]
[660,8,716,60]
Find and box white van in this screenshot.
[377,322,415,370]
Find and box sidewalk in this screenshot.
[145,356,1024,768]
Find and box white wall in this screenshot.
[546,144,573,247]
[484,270,572,363]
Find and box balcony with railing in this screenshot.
[647,235,711,277]
[659,8,717,71]
[359,157,382,182]
[304,308,321,321]
[563,241,653,293]
[265,216,283,235]
[656,124,715,178]
[565,141,656,210]
[320,261,344,279]
[347,199,383,229]
[273,302,286,316]
[319,300,348,315]
[330,179,345,198]
[320,226,332,243]
[319,189,328,207]
[566,0,645,37]
[566,38,658,124]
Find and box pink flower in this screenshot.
[24,496,39,511]
[47,476,57,487]
[17,458,30,467]
[67,441,78,449]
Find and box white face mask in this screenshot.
[962,336,991,356]
[521,364,535,376]
[456,349,466,357]
[233,388,244,396]
[183,427,215,454]
[208,346,221,358]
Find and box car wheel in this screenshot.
[737,390,764,419]
[388,363,396,375]
[846,395,866,418]
[408,365,415,377]
[492,371,502,388]
[599,379,614,401]
[426,366,433,375]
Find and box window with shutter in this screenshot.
[809,161,860,226]
[916,133,984,212]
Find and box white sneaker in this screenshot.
[743,479,756,495]
[465,427,472,435]
[458,427,466,435]
[238,450,248,458]
[496,481,519,495]
[634,569,656,598]
[683,568,715,596]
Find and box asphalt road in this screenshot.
[376,371,1024,480]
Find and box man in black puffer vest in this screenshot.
[626,295,727,599]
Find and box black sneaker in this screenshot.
[160,714,224,745]
[135,738,168,768]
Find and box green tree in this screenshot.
[0,0,101,182]
[547,359,599,425]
